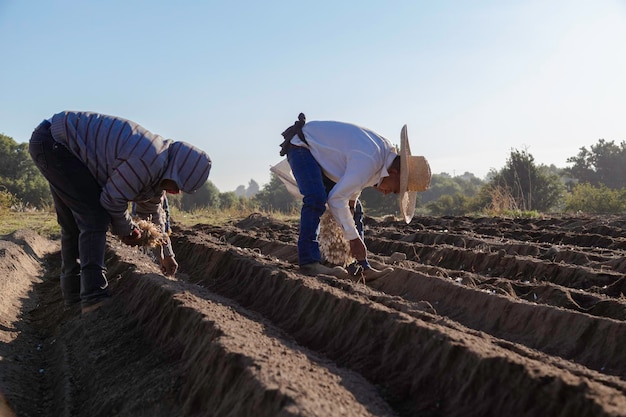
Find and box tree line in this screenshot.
[2,131,626,216]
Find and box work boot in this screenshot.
[300,262,349,278]
[347,260,394,282]
[362,266,394,281]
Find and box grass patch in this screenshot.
[0,209,60,238]
[0,206,298,239]
[171,206,298,227]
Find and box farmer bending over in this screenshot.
[29,111,212,314]
[279,113,431,280]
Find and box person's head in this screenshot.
[378,125,431,223]
[376,156,401,195]
[160,179,180,194]
[160,141,212,194]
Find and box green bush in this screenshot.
[564,183,626,214]
[0,188,21,211]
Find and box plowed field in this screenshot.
[2,213,626,417]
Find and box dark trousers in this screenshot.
[29,121,111,307]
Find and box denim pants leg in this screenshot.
[353,199,364,240]
[29,121,111,307]
[287,146,326,266]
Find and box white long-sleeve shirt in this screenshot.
[291,121,398,240]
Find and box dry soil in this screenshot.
[2,213,626,416]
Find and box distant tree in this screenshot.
[488,148,564,212]
[565,139,626,189]
[253,173,298,213]
[420,173,462,205]
[234,185,246,197]
[180,180,220,211]
[564,183,626,214]
[219,191,239,210]
[238,195,257,211]
[0,133,52,207]
[545,164,564,176]
[426,193,471,216]
[0,188,21,211]
[0,134,22,177]
[420,172,484,205]
[408,172,482,215]
[246,179,260,198]
[14,169,52,207]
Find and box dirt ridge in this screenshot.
[172,230,626,417]
[112,263,395,416]
[183,224,626,377]
[3,215,626,416]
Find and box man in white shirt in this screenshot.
[280,113,430,279]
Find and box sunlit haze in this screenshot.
[1,0,624,191]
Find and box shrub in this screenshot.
[0,188,20,211]
[564,183,626,214]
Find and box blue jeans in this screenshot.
[29,121,111,307]
[287,145,364,265]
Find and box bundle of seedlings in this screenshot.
[319,211,354,267]
[133,218,168,248]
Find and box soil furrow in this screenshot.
[193,224,626,368]
[172,230,626,417]
[106,248,396,417]
[3,214,626,417]
[205,226,626,322]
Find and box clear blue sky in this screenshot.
[1,1,625,192]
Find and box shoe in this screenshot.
[347,260,394,282]
[81,299,109,315]
[362,266,394,281]
[300,262,348,278]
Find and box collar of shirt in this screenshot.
[373,151,398,187]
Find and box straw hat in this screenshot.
[399,124,431,223]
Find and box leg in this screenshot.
[287,146,327,266]
[29,122,111,308]
[50,186,81,305]
[353,199,364,240]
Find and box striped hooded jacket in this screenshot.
[50,111,212,237]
